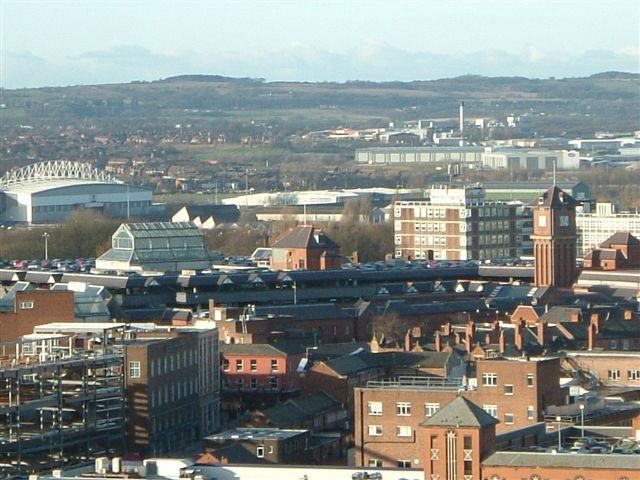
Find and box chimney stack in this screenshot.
[588,322,597,350]
[434,331,442,352]
[459,100,465,138]
[404,330,412,352]
[443,322,452,336]
[499,331,506,353]
[590,314,601,334]
[515,322,524,351]
[536,322,546,346]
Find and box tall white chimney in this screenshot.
[459,101,465,137]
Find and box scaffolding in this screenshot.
[0,334,125,476]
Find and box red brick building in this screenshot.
[353,356,568,468]
[270,225,341,271]
[0,289,75,353]
[421,397,640,480]
[220,342,306,415]
[583,231,640,270]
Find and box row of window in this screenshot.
[482,372,535,388]
[482,404,535,422]
[368,424,412,437]
[222,358,280,372]
[368,401,439,417]
[148,376,198,407]
[223,376,279,390]
[147,348,197,378]
[609,369,640,381]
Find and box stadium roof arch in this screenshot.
[0,161,120,189]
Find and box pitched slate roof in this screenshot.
[323,350,452,376]
[482,451,640,470]
[421,396,499,428]
[600,231,640,247]
[260,392,341,427]
[528,185,577,208]
[271,225,339,250]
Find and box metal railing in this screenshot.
[366,375,464,391]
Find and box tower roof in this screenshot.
[528,185,577,208]
[420,396,498,428]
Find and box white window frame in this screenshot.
[129,361,141,379]
[368,401,383,416]
[19,301,34,309]
[368,425,383,436]
[482,372,498,386]
[396,402,411,416]
[483,405,498,418]
[425,403,440,417]
[256,445,264,458]
[396,425,412,437]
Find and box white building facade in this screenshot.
[576,203,640,256]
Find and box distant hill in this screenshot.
[2,72,638,135]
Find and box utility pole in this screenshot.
[42,232,50,260]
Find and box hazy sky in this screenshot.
[2,1,639,88]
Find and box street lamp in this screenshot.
[556,416,562,451]
[42,232,50,261]
[579,404,585,438]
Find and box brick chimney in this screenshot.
[624,310,633,320]
[570,311,580,322]
[515,322,524,351]
[499,331,506,353]
[465,322,476,353]
[434,331,442,352]
[536,322,546,345]
[590,314,601,334]
[404,330,412,352]
[588,322,597,350]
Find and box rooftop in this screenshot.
[205,427,308,441]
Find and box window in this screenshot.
[608,369,620,381]
[129,361,141,378]
[425,403,440,417]
[527,406,535,420]
[250,378,258,389]
[504,384,514,395]
[368,425,383,436]
[236,359,243,372]
[235,378,243,389]
[504,413,514,425]
[250,359,257,371]
[396,402,411,416]
[396,426,412,437]
[368,459,383,468]
[269,376,278,390]
[482,373,498,386]
[271,359,279,372]
[523,374,534,388]
[368,401,383,416]
[483,405,498,418]
[222,359,230,371]
[538,215,547,227]
[19,301,34,309]
[256,445,264,458]
[397,460,412,468]
[628,370,640,381]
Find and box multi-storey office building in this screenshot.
[393,185,518,261]
[124,327,220,456]
[353,356,566,468]
[576,202,640,256]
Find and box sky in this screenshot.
[2,0,639,88]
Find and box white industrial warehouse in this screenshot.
[0,161,154,224]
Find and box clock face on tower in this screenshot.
[560,215,569,227]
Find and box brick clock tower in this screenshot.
[530,186,577,288]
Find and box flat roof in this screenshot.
[483,451,640,470]
[1,179,148,195]
[206,428,308,441]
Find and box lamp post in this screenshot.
[42,232,50,261]
[556,416,562,451]
[579,404,585,438]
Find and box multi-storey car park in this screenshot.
[0,329,125,475]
